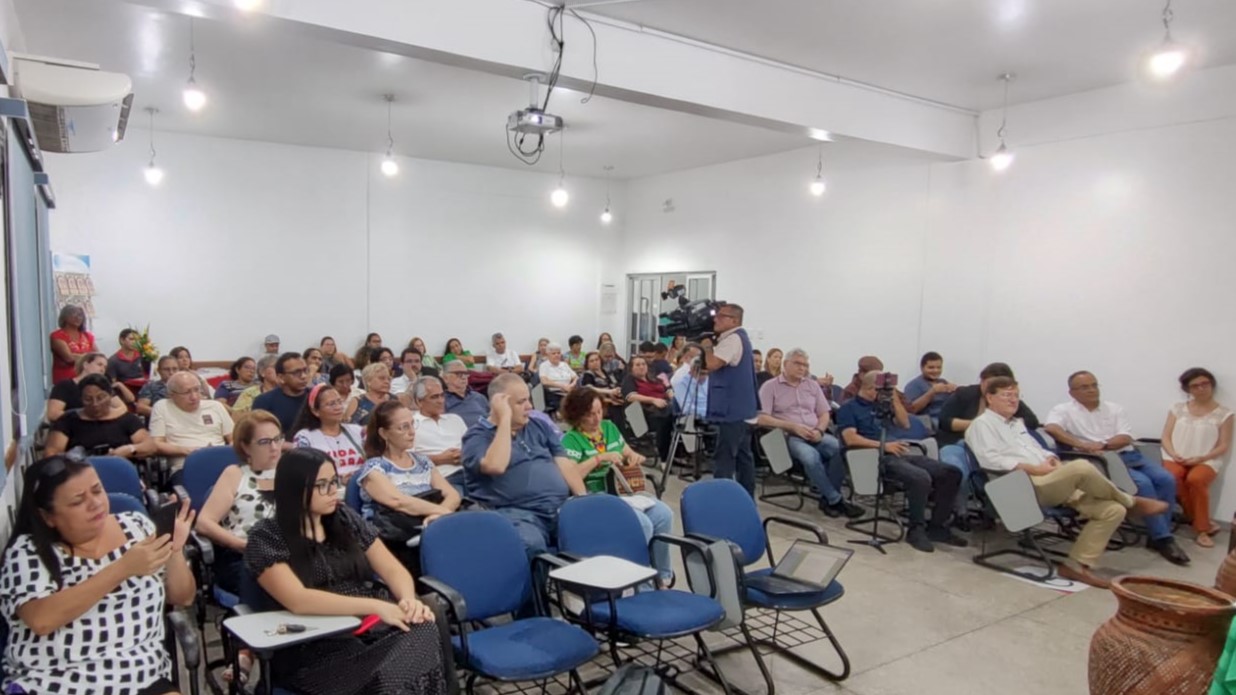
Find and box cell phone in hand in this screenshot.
[152,499,179,539]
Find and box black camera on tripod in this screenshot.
[872,372,899,421]
[657,285,720,341]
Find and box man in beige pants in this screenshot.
[966,377,1169,589]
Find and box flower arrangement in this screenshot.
[131,324,159,363]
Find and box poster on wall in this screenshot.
[52,252,95,317]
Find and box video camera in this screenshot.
[872,372,898,421]
[657,285,721,341]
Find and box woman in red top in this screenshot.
[621,356,675,462]
[49,304,97,383]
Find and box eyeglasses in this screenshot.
[445,371,467,377]
[311,476,342,495]
[321,399,346,409]
[255,435,285,447]
[422,393,445,400]
[1189,381,1213,391]
[1072,383,1100,391]
[386,423,415,433]
[170,389,199,396]
[284,368,309,377]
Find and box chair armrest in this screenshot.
[231,603,255,618]
[166,609,202,669]
[417,576,468,623]
[763,516,829,544]
[187,531,215,566]
[685,532,747,564]
[1136,437,1162,444]
[652,534,716,595]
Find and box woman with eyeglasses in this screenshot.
[244,448,448,695]
[346,363,393,427]
[359,402,460,552]
[47,351,133,423]
[293,384,367,483]
[1,455,196,695]
[44,374,154,460]
[1161,367,1234,548]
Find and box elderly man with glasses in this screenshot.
[252,352,310,438]
[150,371,234,483]
[412,376,469,492]
[1044,371,1188,566]
[442,360,489,428]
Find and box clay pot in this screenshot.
[1218,548,1236,598]
[1089,576,1236,695]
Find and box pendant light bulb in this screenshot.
[600,207,613,224]
[808,145,826,196]
[551,183,569,208]
[599,164,615,222]
[809,176,826,196]
[989,73,1015,173]
[378,94,400,177]
[183,19,206,112]
[144,164,165,186]
[381,154,399,177]
[1144,0,1188,81]
[989,143,1015,172]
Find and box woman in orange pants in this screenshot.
[1161,367,1234,548]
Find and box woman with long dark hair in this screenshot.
[1,455,195,694]
[243,448,448,695]
[215,357,258,406]
[440,338,475,369]
[353,333,383,372]
[293,383,367,482]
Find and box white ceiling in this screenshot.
[13,0,824,178]
[583,0,1236,110]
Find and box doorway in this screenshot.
[626,272,716,357]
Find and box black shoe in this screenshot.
[927,526,969,548]
[952,515,973,533]
[821,502,843,518]
[822,499,865,519]
[1150,537,1191,566]
[907,527,935,553]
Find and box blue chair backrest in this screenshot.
[558,494,650,568]
[345,474,364,515]
[681,479,765,568]
[109,492,148,516]
[91,457,143,500]
[183,446,239,513]
[420,511,532,620]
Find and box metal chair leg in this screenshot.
[693,633,734,695]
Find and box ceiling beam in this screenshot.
[125,0,977,160]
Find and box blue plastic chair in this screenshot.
[91,456,144,501]
[108,492,148,517]
[345,473,364,514]
[556,495,728,685]
[681,479,851,689]
[420,511,598,694]
[182,446,239,513]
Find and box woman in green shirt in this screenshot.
[559,388,675,583]
[440,338,476,370]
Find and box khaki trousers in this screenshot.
[1030,459,1133,567]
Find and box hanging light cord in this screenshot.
[188,18,197,82]
[558,129,565,183]
[997,75,1011,143]
[147,109,157,165]
[1162,0,1175,40]
[815,145,823,177]
[603,165,613,206]
[385,95,395,155]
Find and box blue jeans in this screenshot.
[785,434,844,506]
[635,499,675,581]
[1120,450,1176,541]
[938,444,973,514]
[494,506,556,560]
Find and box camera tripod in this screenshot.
[658,355,710,492]
[844,410,906,554]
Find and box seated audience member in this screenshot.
[967,377,1169,588]
[752,349,763,375]
[106,328,147,383]
[408,336,437,372]
[352,333,382,372]
[599,341,627,381]
[667,336,687,369]
[537,343,578,412]
[1161,367,1233,548]
[303,347,329,386]
[442,360,489,427]
[48,352,130,422]
[1045,371,1188,564]
[756,348,783,389]
[346,363,393,427]
[670,346,708,419]
[329,362,359,402]
[392,348,436,398]
[622,356,674,462]
[137,355,181,418]
[582,351,626,423]
[440,338,475,370]
[596,332,615,350]
[151,372,235,479]
[263,334,280,355]
[252,352,311,437]
[565,335,586,372]
[485,332,525,374]
[45,374,154,460]
[837,372,965,552]
[232,354,280,415]
[410,376,468,490]
[2,456,195,695]
[528,337,550,374]
[462,374,585,557]
[215,357,258,406]
[169,346,213,398]
[758,349,863,519]
[371,347,398,378]
[904,351,957,425]
[49,304,98,384]
[293,384,367,482]
[359,402,460,545]
[319,336,352,373]
[560,388,675,582]
[649,343,674,384]
[243,448,448,694]
[841,355,888,404]
[195,410,280,599]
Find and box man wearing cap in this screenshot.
[263,334,280,355]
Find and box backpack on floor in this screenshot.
[598,664,666,695]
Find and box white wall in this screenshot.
[622,98,1236,519]
[43,131,623,362]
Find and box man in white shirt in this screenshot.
[486,332,525,374]
[1044,371,1188,565]
[966,376,1168,588]
[411,376,468,491]
[150,371,234,483]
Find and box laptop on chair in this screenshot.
[744,540,853,595]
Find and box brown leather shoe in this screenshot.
[1057,563,1112,590]
[1130,496,1170,517]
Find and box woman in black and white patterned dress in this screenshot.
[1,455,197,695]
[244,448,449,695]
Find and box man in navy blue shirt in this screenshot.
[462,373,585,558]
[836,371,964,553]
[252,352,309,439]
[443,360,490,428]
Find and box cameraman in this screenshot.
[701,303,759,495]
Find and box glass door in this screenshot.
[626,271,716,357]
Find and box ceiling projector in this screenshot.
[507,107,563,135]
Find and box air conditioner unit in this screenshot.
[11,55,134,153]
